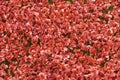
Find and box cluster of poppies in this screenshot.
[0,0,120,80]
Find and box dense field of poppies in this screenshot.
[0,0,120,80]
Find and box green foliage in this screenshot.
[64,0,73,3]
[81,50,90,56]
[2,19,6,23]
[100,62,105,67]
[4,59,10,66]
[47,54,52,58]
[98,16,108,24]
[102,9,108,14]
[12,58,17,62]
[84,0,88,4]
[84,41,93,46]
[102,5,114,14]
[76,46,80,50]
[37,39,41,45]
[32,73,37,76]
[4,68,9,74]
[48,0,54,4]
[68,48,75,54]
[11,71,15,77]
[99,16,105,20]
[92,55,94,58]
[26,61,31,64]
[108,5,114,11]
[113,31,118,36]
[62,33,70,38]
[27,38,32,47]
[89,9,94,13]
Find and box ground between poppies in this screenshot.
[0,0,120,80]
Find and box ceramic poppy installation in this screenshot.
[0,0,120,80]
